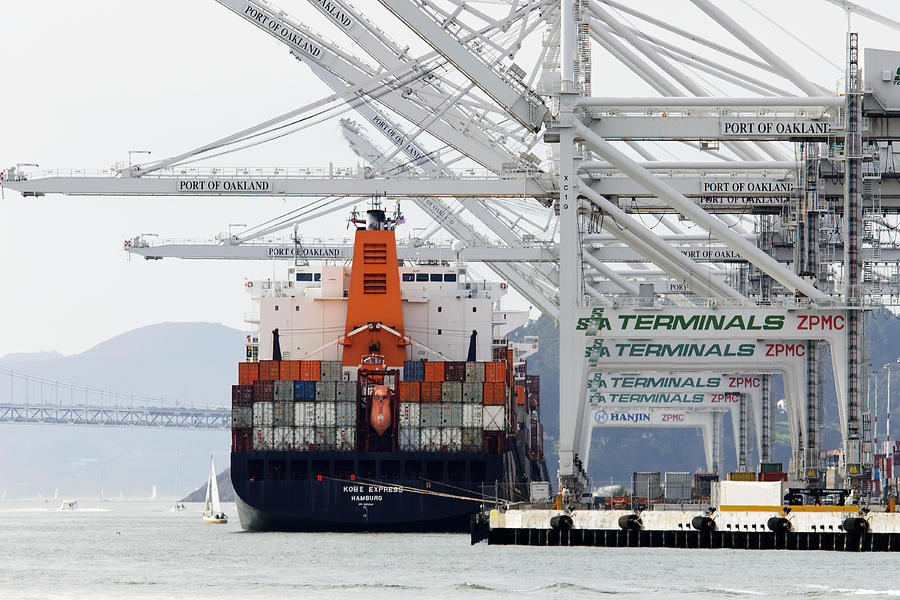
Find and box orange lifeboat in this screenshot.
[370,384,391,436]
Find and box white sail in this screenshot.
[209,457,222,514]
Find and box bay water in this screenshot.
[2,500,899,599]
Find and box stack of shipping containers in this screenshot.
[232,356,538,458]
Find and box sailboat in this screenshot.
[202,455,227,524]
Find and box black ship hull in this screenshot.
[231,450,506,532]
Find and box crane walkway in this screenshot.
[0,366,230,430]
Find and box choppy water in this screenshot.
[1,500,899,599]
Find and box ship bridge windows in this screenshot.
[444,274,457,282]
[248,459,265,482]
[430,274,442,282]
[296,272,322,282]
[290,460,308,480]
[268,459,286,481]
[416,274,428,282]
[402,273,415,282]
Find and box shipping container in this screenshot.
[694,473,718,498]
[399,427,420,451]
[759,462,783,474]
[525,375,540,408]
[231,406,252,429]
[253,427,274,451]
[314,427,335,451]
[294,380,316,402]
[462,404,483,428]
[445,361,466,382]
[664,472,693,501]
[419,403,440,428]
[726,472,756,482]
[632,472,662,499]
[483,430,505,454]
[273,402,292,426]
[335,402,357,427]
[252,380,275,403]
[294,403,316,427]
[465,361,486,382]
[300,360,321,381]
[399,403,420,427]
[336,427,356,451]
[422,427,441,452]
[403,360,425,382]
[315,381,336,403]
[445,404,462,427]
[441,381,463,403]
[399,381,421,403]
[483,382,506,406]
[335,380,357,402]
[461,427,482,451]
[529,418,540,456]
[232,428,252,452]
[462,382,482,404]
[294,426,315,451]
[259,360,280,381]
[232,384,254,407]
[483,405,505,430]
[280,360,300,380]
[758,472,788,482]
[441,428,462,451]
[485,361,506,382]
[274,380,294,402]
[315,402,336,428]
[424,361,445,382]
[274,426,294,450]
[252,402,273,427]
[515,385,525,406]
[238,362,259,386]
[421,381,442,403]
[320,360,342,382]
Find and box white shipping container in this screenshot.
[293,403,316,427]
[419,403,438,428]
[336,381,357,401]
[462,404,483,428]
[232,406,253,428]
[336,427,356,450]
[483,406,505,431]
[383,374,397,388]
[253,427,274,451]
[399,427,420,451]
[461,427,482,451]
[335,402,357,427]
[315,402,336,427]
[274,426,294,450]
[441,428,462,451]
[253,402,274,427]
[422,427,442,452]
[315,427,336,450]
[294,426,315,449]
[273,402,292,426]
[316,381,336,403]
[399,403,420,427]
[463,382,482,404]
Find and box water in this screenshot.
[2,500,900,599]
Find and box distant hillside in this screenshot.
[0,322,244,499]
[182,468,235,503]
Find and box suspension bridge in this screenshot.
[0,366,230,429]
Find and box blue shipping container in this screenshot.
[404,360,425,382]
[293,380,316,401]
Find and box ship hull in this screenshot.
[231,450,505,532]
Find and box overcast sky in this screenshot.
[2,0,899,359]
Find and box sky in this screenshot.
[2,0,900,358]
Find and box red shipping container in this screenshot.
[232,385,254,407]
[253,380,274,402]
[445,361,466,382]
[258,360,280,381]
[280,360,300,380]
[300,360,321,381]
[515,385,525,405]
[232,428,252,452]
[399,381,421,403]
[238,362,259,386]
[421,381,442,402]
[483,382,505,406]
[424,361,445,382]
[485,362,506,382]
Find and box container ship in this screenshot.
[230,205,551,531]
